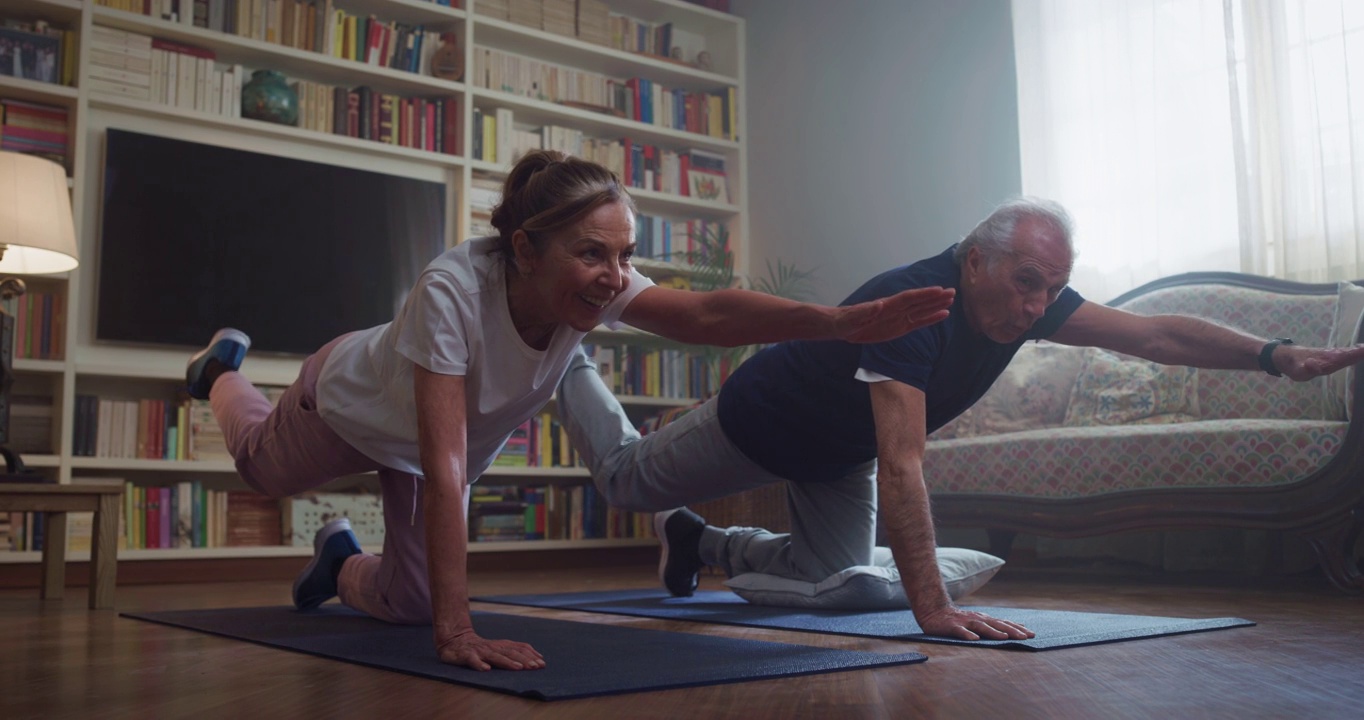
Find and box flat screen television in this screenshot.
[97,129,447,356]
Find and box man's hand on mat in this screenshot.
[915,606,1035,641]
[437,630,546,671]
[834,287,955,344]
[1276,343,1364,383]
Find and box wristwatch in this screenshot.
[1258,338,1294,377]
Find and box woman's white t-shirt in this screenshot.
[315,236,654,478]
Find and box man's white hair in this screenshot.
[953,197,1075,266]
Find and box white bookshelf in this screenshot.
[0,0,747,561]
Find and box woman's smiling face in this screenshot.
[514,200,637,333]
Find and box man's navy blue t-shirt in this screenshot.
[716,245,1085,483]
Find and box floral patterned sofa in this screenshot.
[925,273,1364,591]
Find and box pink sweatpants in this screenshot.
[210,335,434,624]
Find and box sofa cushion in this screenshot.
[723,547,1004,610]
[924,419,1346,498]
[1115,284,1333,420]
[1324,281,1364,421]
[932,341,1087,439]
[1063,348,1199,427]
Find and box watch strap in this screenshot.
[1258,338,1294,377]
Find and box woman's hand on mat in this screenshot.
[914,606,1035,641]
[834,287,955,344]
[437,629,546,671]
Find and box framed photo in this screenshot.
[688,170,728,203]
[0,27,61,84]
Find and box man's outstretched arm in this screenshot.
[868,380,1034,640]
[1050,301,1364,380]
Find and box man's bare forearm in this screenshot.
[1126,315,1265,369]
[878,462,951,615]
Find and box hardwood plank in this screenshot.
[2,567,1362,718]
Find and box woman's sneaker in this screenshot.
[293,518,363,611]
[185,328,251,400]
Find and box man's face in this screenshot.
[961,219,1073,343]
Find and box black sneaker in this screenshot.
[655,507,706,597]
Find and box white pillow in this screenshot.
[1324,282,1364,421]
[723,547,1004,611]
[930,342,1086,439]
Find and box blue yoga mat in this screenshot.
[472,588,1254,651]
[121,605,926,700]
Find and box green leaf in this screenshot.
[666,223,818,393]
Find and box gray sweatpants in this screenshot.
[557,349,879,583]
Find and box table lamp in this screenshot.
[0,151,80,480]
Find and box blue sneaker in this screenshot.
[293,517,363,611]
[185,328,251,400]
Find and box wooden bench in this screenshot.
[0,483,123,609]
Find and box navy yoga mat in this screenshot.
[472,588,1255,651]
[121,605,926,701]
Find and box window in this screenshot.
[1015,0,1363,300]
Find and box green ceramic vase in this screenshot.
[240,69,298,126]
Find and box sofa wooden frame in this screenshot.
[929,272,1364,592]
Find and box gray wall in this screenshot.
[731,0,1021,302]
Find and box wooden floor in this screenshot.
[4,563,1363,719]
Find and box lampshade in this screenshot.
[0,152,79,275]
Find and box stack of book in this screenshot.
[117,480,242,549]
[7,395,53,455]
[85,26,153,102]
[0,99,69,168]
[0,285,66,359]
[468,174,496,235]
[1,510,44,551]
[475,0,510,20]
[575,0,610,47]
[541,0,576,38]
[509,0,543,30]
[491,422,532,467]
[469,485,531,542]
[226,492,283,546]
[292,77,335,133]
[87,26,245,119]
[468,174,502,218]
[186,400,228,461]
[147,37,240,116]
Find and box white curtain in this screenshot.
[1014,0,1364,301]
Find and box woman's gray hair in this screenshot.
[953,197,1075,266]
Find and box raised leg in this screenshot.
[40,511,67,601]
